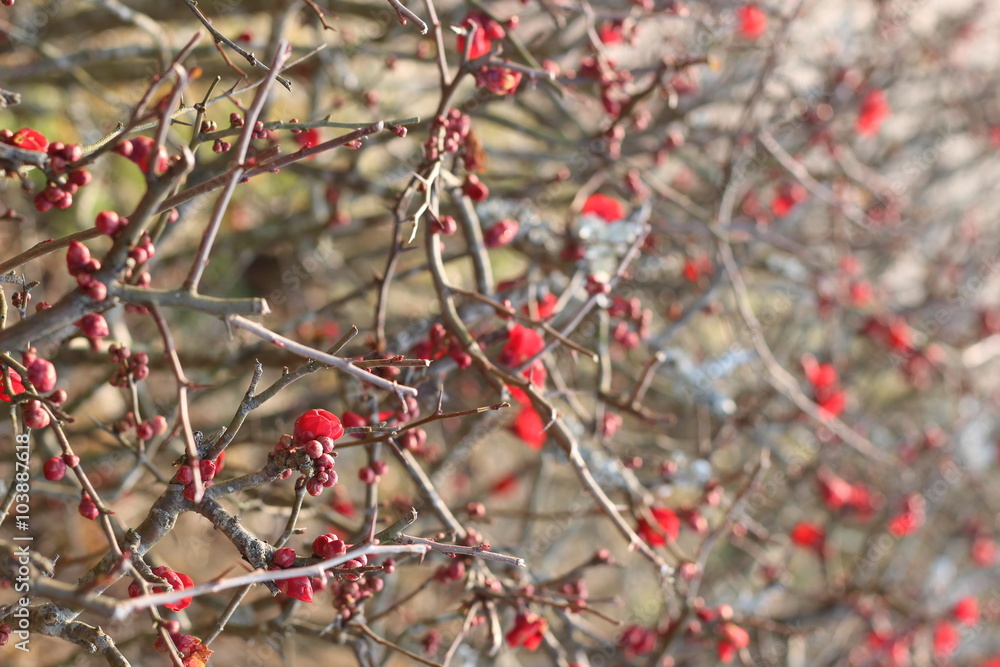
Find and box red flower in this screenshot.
[598,21,624,45]
[736,5,767,40]
[769,182,807,218]
[506,359,548,404]
[681,255,713,283]
[506,612,547,651]
[933,621,959,658]
[0,368,24,402]
[523,293,558,320]
[817,468,852,510]
[887,509,923,536]
[293,409,344,443]
[128,566,195,612]
[801,355,837,389]
[953,596,979,626]
[502,324,545,366]
[886,317,912,352]
[815,386,846,419]
[479,67,522,95]
[857,89,890,137]
[512,404,546,449]
[581,193,625,222]
[718,640,738,663]
[490,472,520,496]
[790,521,825,554]
[457,12,505,60]
[10,127,49,152]
[295,128,320,149]
[721,622,750,648]
[331,492,357,517]
[637,506,680,546]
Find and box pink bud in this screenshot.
[95,210,122,236]
[43,456,67,481]
[484,219,519,248]
[66,241,91,274]
[24,355,57,393]
[79,493,99,520]
[273,547,297,568]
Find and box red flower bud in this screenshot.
[66,241,91,274]
[273,547,297,568]
[463,174,489,201]
[95,210,123,236]
[43,456,67,481]
[11,127,48,152]
[24,355,57,393]
[177,465,194,485]
[79,493,99,520]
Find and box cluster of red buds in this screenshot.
[114,135,169,173]
[2,128,92,211]
[273,409,343,496]
[112,407,167,443]
[424,109,470,161]
[66,240,107,301]
[326,553,391,622]
[129,231,156,266]
[578,56,633,122]
[177,453,223,501]
[225,113,271,140]
[108,344,150,386]
[409,322,472,370]
[128,565,194,611]
[358,459,388,485]
[801,354,847,419]
[608,294,652,349]
[250,120,269,140]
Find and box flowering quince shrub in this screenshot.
[3,1,1000,667]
